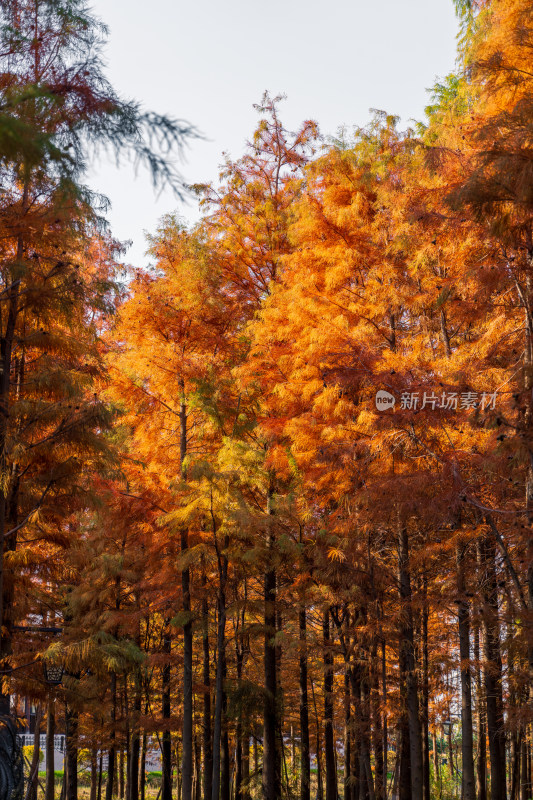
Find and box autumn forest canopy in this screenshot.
[0,2,532,800]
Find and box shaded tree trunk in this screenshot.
[202,570,213,800]
[66,704,78,800]
[182,528,193,800]
[344,668,352,800]
[263,485,280,800]
[162,625,173,800]
[479,537,507,800]
[28,706,43,800]
[179,380,193,800]
[106,674,117,800]
[323,610,337,800]
[421,583,430,800]
[211,537,228,800]
[46,697,55,800]
[140,733,147,800]
[457,543,476,800]
[398,527,423,800]
[299,607,311,800]
[91,749,98,800]
[474,617,487,800]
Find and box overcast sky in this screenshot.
[88,0,460,267]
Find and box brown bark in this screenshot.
[479,537,507,800]
[323,610,337,800]
[299,607,311,800]
[398,527,424,800]
[46,697,55,800]
[263,485,280,800]
[456,543,476,800]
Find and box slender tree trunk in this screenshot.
[456,543,476,800]
[360,659,375,800]
[520,735,529,800]
[221,650,230,800]
[323,610,337,800]
[421,583,430,800]
[98,753,103,800]
[182,529,193,800]
[28,705,43,800]
[162,625,173,800]
[129,670,141,800]
[371,641,384,800]
[263,485,279,800]
[299,606,311,800]
[177,738,182,800]
[202,570,213,800]
[236,635,243,800]
[140,733,147,800]
[242,730,250,800]
[66,704,78,800]
[344,668,352,800]
[310,676,324,800]
[479,537,507,800]
[398,527,423,800]
[350,666,362,800]
[177,380,193,800]
[193,733,198,800]
[211,541,228,800]
[381,639,388,800]
[46,697,56,800]
[91,749,98,800]
[474,617,487,800]
[119,748,125,800]
[398,717,410,800]
[432,729,439,784]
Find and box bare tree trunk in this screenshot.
[398,527,423,800]
[456,543,476,800]
[202,570,213,800]
[98,753,103,800]
[211,539,228,800]
[140,733,146,800]
[46,697,56,800]
[350,666,362,800]
[311,676,324,800]
[474,617,487,800]
[182,527,193,800]
[119,748,125,800]
[90,749,98,800]
[520,735,529,800]
[398,718,410,800]
[344,668,352,800]
[323,610,337,800]
[381,639,388,800]
[221,653,230,800]
[263,485,280,800]
[432,729,439,784]
[371,640,384,800]
[28,706,43,800]
[479,537,507,800]
[421,584,430,800]
[162,623,173,800]
[299,607,311,800]
[66,704,78,800]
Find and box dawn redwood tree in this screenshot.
[0,0,194,712]
[199,93,319,800]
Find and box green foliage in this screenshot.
[22,745,43,764]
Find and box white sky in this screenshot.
[87,0,460,268]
